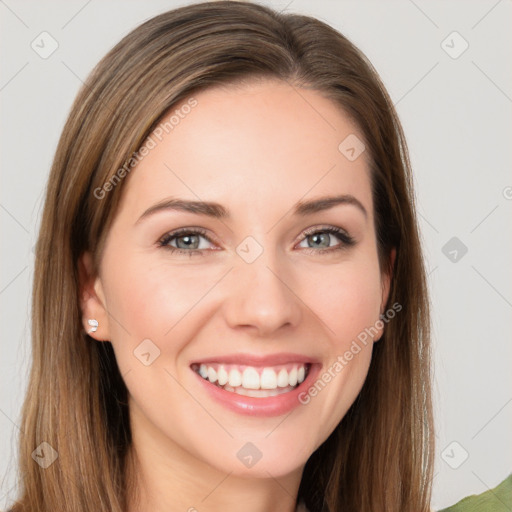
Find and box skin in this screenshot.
[79,78,394,512]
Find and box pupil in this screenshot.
[311,232,329,248]
[177,234,198,249]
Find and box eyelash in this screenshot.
[157,226,355,257]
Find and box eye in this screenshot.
[158,225,355,257]
[158,227,215,257]
[296,226,355,254]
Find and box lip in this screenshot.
[191,358,322,417]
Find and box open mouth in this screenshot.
[191,362,311,398]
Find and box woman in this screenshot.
[5,2,510,511]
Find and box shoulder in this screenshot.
[436,473,512,512]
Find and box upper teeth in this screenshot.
[196,364,308,390]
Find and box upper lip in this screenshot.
[190,352,319,367]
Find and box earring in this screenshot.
[87,319,99,334]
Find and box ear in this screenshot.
[380,247,396,313]
[78,251,110,341]
[375,247,396,341]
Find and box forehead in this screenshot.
[118,78,372,222]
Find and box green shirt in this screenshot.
[437,473,512,511]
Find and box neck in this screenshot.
[124,403,304,512]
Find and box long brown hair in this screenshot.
[6,1,434,511]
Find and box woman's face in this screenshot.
[81,78,391,479]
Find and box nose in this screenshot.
[222,252,303,337]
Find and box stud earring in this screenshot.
[87,319,99,334]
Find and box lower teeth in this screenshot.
[217,383,297,397]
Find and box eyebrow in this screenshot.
[136,194,368,224]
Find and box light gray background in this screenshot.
[1,0,511,510]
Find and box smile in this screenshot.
[191,362,310,397]
[190,354,321,417]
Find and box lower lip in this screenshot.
[192,364,322,417]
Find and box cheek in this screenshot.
[301,258,382,344]
[101,250,225,353]
[298,261,381,434]
[112,265,195,330]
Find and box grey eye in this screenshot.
[306,232,332,248]
[175,234,201,250]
